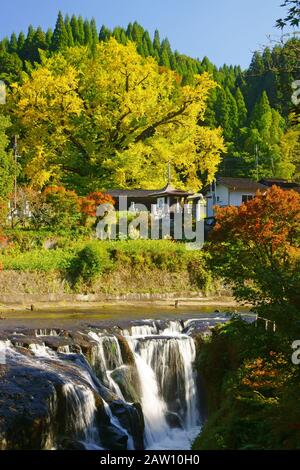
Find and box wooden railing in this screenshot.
[255,315,276,332]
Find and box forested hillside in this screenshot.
[0,12,299,195]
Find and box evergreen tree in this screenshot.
[45,29,53,48]
[153,29,160,52]
[226,88,239,139]
[126,23,133,40]
[77,16,85,44]
[51,11,69,51]
[64,15,74,47]
[17,32,25,55]
[0,51,23,82]
[235,87,248,127]
[90,18,98,47]
[23,25,35,61]
[84,19,92,45]
[215,88,231,140]
[0,38,9,53]
[9,33,18,53]
[70,15,80,44]
[31,27,47,62]
[131,22,144,45]
[99,25,111,41]
[159,39,172,68]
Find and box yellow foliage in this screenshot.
[13,39,225,191]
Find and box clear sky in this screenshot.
[0,0,293,68]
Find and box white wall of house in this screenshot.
[206,185,256,218]
[229,191,255,206]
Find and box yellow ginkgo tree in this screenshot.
[12,38,225,193]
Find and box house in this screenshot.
[204,177,267,218]
[106,183,206,221]
[104,183,206,242]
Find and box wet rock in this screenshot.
[109,400,144,450]
[99,423,128,450]
[9,335,43,349]
[116,335,135,366]
[110,366,141,403]
[58,438,86,450]
[165,411,183,429]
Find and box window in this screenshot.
[157,197,165,209]
[242,195,254,203]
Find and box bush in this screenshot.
[0,238,212,292]
[0,247,75,271]
[29,186,82,230]
[68,241,112,286]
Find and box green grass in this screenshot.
[0,238,211,291]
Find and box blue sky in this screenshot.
[0,0,293,68]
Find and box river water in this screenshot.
[0,309,253,450]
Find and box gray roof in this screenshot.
[217,177,267,191]
[105,184,193,198]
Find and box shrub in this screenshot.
[68,241,112,286]
[80,191,115,218]
[42,186,81,229]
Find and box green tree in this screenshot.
[245,92,285,178]
[235,87,248,127]
[17,32,25,55]
[0,115,14,199]
[51,11,69,51]
[65,15,74,47]
[153,29,160,52]
[99,25,111,42]
[77,16,85,45]
[45,29,53,48]
[9,33,18,53]
[31,27,47,62]
[84,19,92,45]
[0,51,23,83]
[23,25,35,61]
[90,18,98,48]
[70,15,80,44]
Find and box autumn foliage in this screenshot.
[209,186,300,323]
[80,191,115,217]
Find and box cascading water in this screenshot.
[124,322,200,449]
[61,383,101,449]
[0,317,216,450]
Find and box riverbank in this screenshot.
[0,295,248,331]
[0,293,238,311]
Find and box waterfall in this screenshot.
[62,383,101,450]
[124,322,200,450]
[1,319,206,450]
